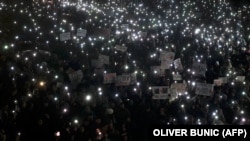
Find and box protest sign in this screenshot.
[103,73,117,84]
[214,79,223,86]
[173,74,183,81]
[174,58,184,71]
[99,54,110,65]
[60,32,71,41]
[192,62,207,75]
[115,73,137,86]
[115,45,127,52]
[236,76,245,82]
[115,74,131,86]
[151,86,171,100]
[76,28,87,37]
[160,51,175,69]
[195,83,214,96]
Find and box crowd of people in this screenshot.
[1,0,250,141]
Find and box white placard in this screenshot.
[60,32,71,41]
[195,83,214,96]
[115,45,127,52]
[214,79,223,86]
[76,29,87,37]
[236,76,245,82]
[174,58,183,71]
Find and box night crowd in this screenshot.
[1,0,250,141]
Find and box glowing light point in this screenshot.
[86,95,91,101]
[74,119,78,124]
[195,28,201,34]
[39,81,45,87]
